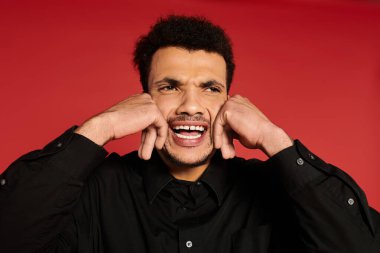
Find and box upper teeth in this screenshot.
[173,125,205,131]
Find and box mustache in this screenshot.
[168,115,210,125]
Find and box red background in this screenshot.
[1,0,379,210]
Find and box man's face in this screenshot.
[148,47,228,168]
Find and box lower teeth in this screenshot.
[175,133,202,139]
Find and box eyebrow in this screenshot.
[154,78,225,89]
[154,77,180,86]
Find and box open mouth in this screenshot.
[170,122,209,146]
[172,125,206,139]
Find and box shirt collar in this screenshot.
[199,151,230,206]
[141,151,174,204]
[141,150,230,206]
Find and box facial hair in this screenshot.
[161,114,214,168]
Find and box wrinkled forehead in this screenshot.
[148,47,227,88]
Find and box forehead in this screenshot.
[148,47,227,85]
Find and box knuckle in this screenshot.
[223,102,232,111]
[140,93,154,103]
[140,93,151,98]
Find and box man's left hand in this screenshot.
[213,95,293,159]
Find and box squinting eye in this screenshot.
[205,87,221,93]
[159,85,176,91]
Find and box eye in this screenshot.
[205,86,221,93]
[158,85,177,92]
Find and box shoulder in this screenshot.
[88,151,142,185]
[225,156,276,195]
[227,156,270,180]
[226,156,281,217]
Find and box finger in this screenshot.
[138,130,147,159]
[213,110,227,149]
[226,129,236,158]
[153,115,168,149]
[220,127,235,159]
[140,126,157,160]
[220,130,230,159]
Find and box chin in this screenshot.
[159,145,215,169]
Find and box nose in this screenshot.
[175,89,204,116]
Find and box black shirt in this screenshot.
[0,127,379,253]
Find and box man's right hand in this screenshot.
[75,93,168,160]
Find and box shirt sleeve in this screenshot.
[268,140,380,253]
[0,127,108,253]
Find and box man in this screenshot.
[0,15,379,253]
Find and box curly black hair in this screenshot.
[133,15,235,92]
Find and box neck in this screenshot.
[157,152,213,182]
[169,163,209,182]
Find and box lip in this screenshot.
[169,121,209,147]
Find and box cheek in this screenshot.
[205,99,226,122]
[154,96,177,119]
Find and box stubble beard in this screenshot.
[160,133,215,169]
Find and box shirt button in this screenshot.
[0,178,6,186]
[56,142,63,148]
[186,241,193,248]
[348,198,355,206]
[296,158,304,166]
[196,181,202,186]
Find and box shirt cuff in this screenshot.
[20,126,108,180]
[267,140,329,194]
